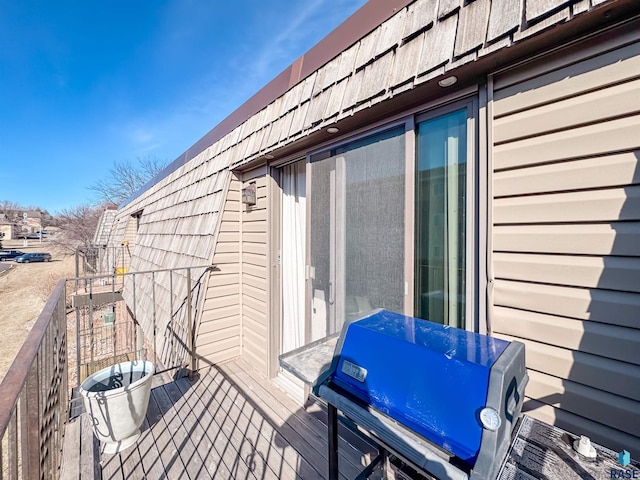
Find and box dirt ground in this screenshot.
[0,239,76,382]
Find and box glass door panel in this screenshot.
[309,127,405,340]
[415,109,467,328]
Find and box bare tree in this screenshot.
[0,200,23,213]
[51,204,105,253]
[0,200,38,222]
[89,156,168,206]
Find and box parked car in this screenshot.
[15,252,52,263]
[0,250,25,261]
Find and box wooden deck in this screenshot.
[59,359,379,480]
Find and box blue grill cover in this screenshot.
[330,310,510,464]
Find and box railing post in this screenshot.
[187,269,195,379]
[8,408,18,478]
[169,270,174,368]
[152,272,157,366]
[58,289,68,479]
[88,281,94,371]
[75,305,81,387]
[134,273,143,361]
[23,362,40,479]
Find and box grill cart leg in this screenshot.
[329,404,339,480]
[355,448,386,480]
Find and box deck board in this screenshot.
[119,432,145,480]
[198,365,318,479]
[173,375,251,479]
[222,360,371,479]
[60,359,378,479]
[59,417,80,480]
[186,371,263,479]
[135,413,167,479]
[155,384,214,480]
[79,414,101,480]
[230,358,378,471]
[144,382,191,479]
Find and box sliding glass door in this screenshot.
[309,127,406,340]
[302,102,472,345]
[415,108,468,328]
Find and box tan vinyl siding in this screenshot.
[197,174,242,365]
[240,166,269,376]
[490,37,640,455]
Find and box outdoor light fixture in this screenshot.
[327,127,340,134]
[438,76,458,87]
[264,154,275,159]
[242,183,257,206]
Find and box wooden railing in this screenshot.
[0,279,68,480]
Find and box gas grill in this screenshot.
[280,309,529,480]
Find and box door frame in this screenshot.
[414,96,480,331]
[267,87,485,379]
[267,158,308,379]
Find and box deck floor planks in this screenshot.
[199,378,294,479]
[220,361,353,478]
[201,366,327,479]
[79,413,102,480]
[194,367,315,480]
[59,417,80,480]
[174,371,260,480]
[155,382,216,480]
[152,384,214,480]
[100,449,123,480]
[168,377,236,478]
[61,360,377,479]
[226,359,377,478]
[237,357,378,461]
[216,362,339,476]
[144,383,190,479]
[135,413,168,479]
[304,396,380,463]
[163,378,236,479]
[203,367,327,479]
[190,372,295,480]
[117,435,146,480]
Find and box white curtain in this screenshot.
[281,161,306,354]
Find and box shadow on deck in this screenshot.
[60,359,378,480]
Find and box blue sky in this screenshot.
[0,0,366,213]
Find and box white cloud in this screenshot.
[117,0,367,166]
[129,128,154,145]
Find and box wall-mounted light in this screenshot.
[327,127,340,134]
[242,182,257,206]
[264,154,275,160]
[438,76,458,87]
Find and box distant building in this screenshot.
[0,222,12,241]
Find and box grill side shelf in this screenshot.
[278,333,339,387]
